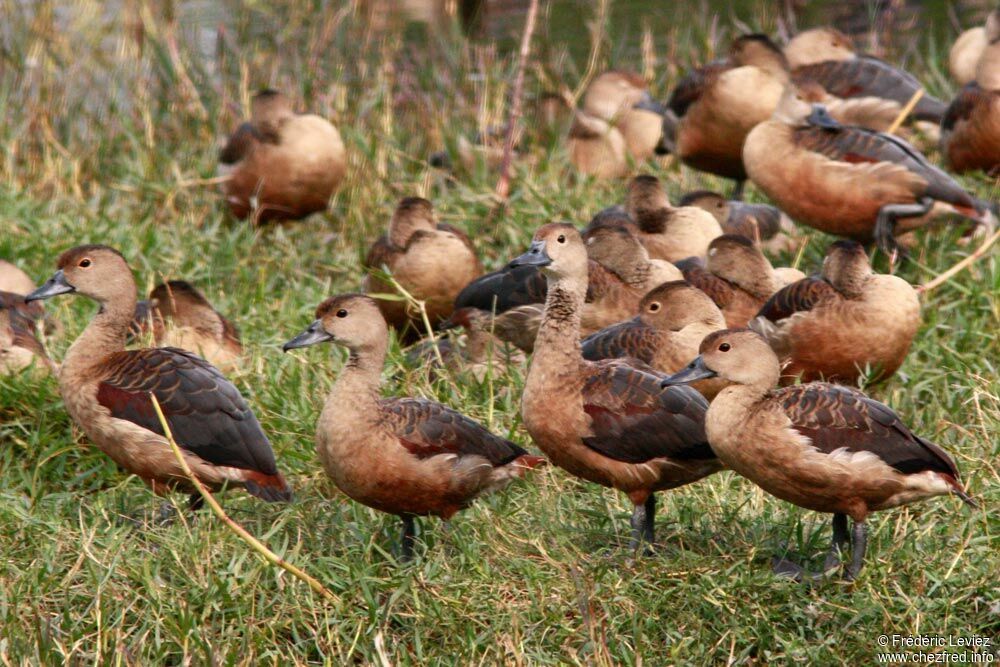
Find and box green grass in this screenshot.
[1,1,998,664]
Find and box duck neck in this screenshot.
[329,343,385,412]
[530,274,585,377]
[63,292,136,377]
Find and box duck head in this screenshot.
[26,245,132,306]
[283,294,387,353]
[509,223,588,282]
[661,329,780,389]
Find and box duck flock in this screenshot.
[2,15,997,582]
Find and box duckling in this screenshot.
[678,235,802,328]
[661,329,975,581]
[0,301,52,376]
[582,281,727,399]
[511,224,720,553]
[581,70,669,163]
[624,175,723,262]
[218,89,346,223]
[941,12,1000,175]
[677,190,799,254]
[785,28,949,125]
[363,197,482,336]
[131,281,243,372]
[752,240,919,385]
[283,294,544,561]
[25,246,291,510]
[668,34,791,197]
[408,307,526,381]
[743,87,994,258]
[950,12,994,85]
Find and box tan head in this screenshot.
[784,27,855,68]
[508,223,588,283]
[821,240,872,298]
[0,260,36,295]
[678,191,729,224]
[773,84,832,126]
[387,197,437,248]
[730,34,789,76]
[583,70,648,121]
[661,328,781,390]
[25,245,135,307]
[639,281,726,330]
[976,12,1000,88]
[583,223,649,280]
[250,89,294,131]
[706,235,776,298]
[283,293,388,355]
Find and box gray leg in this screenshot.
[873,197,933,260]
[399,515,417,563]
[643,494,656,545]
[188,493,205,513]
[731,179,745,201]
[823,513,850,572]
[845,520,868,581]
[629,502,647,554]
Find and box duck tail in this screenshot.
[244,471,293,502]
[941,474,978,509]
[511,454,548,475]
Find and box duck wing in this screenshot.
[581,318,659,365]
[725,202,783,240]
[677,262,736,310]
[381,397,527,466]
[580,361,712,464]
[218,122,267,165]
[776,383,960,477]
[755,276,838,322]
[96,348,282,478]
[668,61,728,117]
[941,82,990,132]
[453,264,548,313]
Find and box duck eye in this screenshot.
[79,258,92,268]
[336,309,348,318]
[557,235,566,244]
[719,343,731,352]
[648,302,661,312]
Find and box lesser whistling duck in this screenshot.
[678,235,804,328]
[751,240,919,385]
[511,224,720,552]
[407,307,526,381]
[567,110,630,179]
[581,71,669,163]
[0,299,52,376]
[624,175,723,262]
[283,294,544,560]
[785,28,949,126]
[218,89,346,223]
[662,329,975,580]
[363,197,482,336]
[582,281,727,399]
[25,246,291,510]
[743,87,994,258]
[130,281,243,372]
[668,34,790,197]
[949,12,995,85]
[678,190,799,254]
[941,12,1000,175]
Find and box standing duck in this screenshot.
[582,281,727,399]
[131,281,243,372]
[668,34,790,197]
[677,235,804,328]
[785,28,949,126]
[662,329,976,580]
[218,89,346,223]
[623,175,723,262]
[511,224,720,552]
[941,13,1000,175]
[363,197,482,336]
[751,240,919,385]
[678,190,799,254]
[743,87,993,258]
[25,246,291,510]
[283,294,544,561]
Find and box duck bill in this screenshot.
[806,104,840,130]
[282,321,333,351]
[660,356,717,388]
[24,270,75,303]
[508,241,552,268]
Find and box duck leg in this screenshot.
[188,493,205,513]
[873,197,933,261]
[399,515,417,562]
[822,513,850,572]
[844,520,868,581]
[730,180,746,201]
[642,494,656,545]
[629,495,657,555]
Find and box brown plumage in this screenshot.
[512,224,720,553]
[751,240,920,385]
[785,28,949,124]
[668,34,789,187]
[662,330,974,580]
[678,190,799,254]
[941,15,1000,174]
[677,235,802,328]
[0,298,52,376]
[130,281,243,372]
[25,245,291,508]
[743,87,993,257]
[218,89,346,223]
[0,261,49,328]
[623,175,723,261]
[582,281,727,399]
[283,294,543,561]
[363,197,482,336]
[407,307,526,381]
